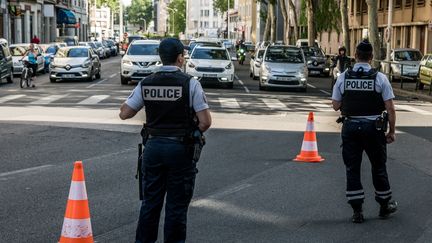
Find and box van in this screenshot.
[0,38,13,84]
[296,39,320,48]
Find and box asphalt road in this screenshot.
[1,56,432,242]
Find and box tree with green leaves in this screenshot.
[213,0,235,38]
[168,0,186,36]
[126,0,153,27]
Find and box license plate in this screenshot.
[203,73,217,77]
[310,71,321,75]
[63,74,75,78]
[276,76,291,81]
[137,69,151,74]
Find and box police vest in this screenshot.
[341,68,385,116]
[141,70,196,137]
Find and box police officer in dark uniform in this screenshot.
[119,38,212,242]
[332,40,397,223]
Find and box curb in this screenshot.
[392,87,432,102]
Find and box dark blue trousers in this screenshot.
[341,119,392,208]
[136,137,197,243]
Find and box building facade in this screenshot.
[154,0,169,36]
[320,0,432,55]
[89,6,111,41]
[1,0,88,44]
[185,0,224,39]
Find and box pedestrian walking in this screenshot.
[119,38,212,243]
[31,35,40,44]
[332,39,398,223]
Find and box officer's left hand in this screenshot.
[386,132,396,144]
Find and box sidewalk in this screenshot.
[391,81,432,102]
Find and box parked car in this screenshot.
[418,54,432,90]
[121,35,146,52]
[39,44,61,73]
[222,39,233,50]
[188,38,224,55]
[186,46,235,88]
[301,46,331,76]
[103,39,118,56]
[55,36,79,46]
[49,46,101,82]
[93,41,106,58]
[78,42,98,55]
[120,40,161,85]
[0,38,13,84]
[296,39,320,48]
[250,48,265,80]
[9,43,45,75]
[259,45,308,91]
[385,48,423,81]
[51,42,68,48]
[101,41,112,58]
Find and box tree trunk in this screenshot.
[340,0,350,55]
[288,0,298,43]
[270,1,277,42]
[306,0,315,46]
[263,6,271,41]
[280,0,289,44]
[366,0,380,67]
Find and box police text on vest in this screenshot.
[142,86,183,101]
[345,79,374,91]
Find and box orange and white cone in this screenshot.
[59,161,94,243]
[294,112,324,162]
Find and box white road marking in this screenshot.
[320,89,332,95]
[30,94,68,104]
[303,99,334,112]
[307,84,317,88]
[109,73,117,78]
[219,98,240,109]
[235,74,250,93]
[78,95,110,105]
[396,105,432,115]
[0,165,54,178]
[86,79,108,89]
[261,98,290,110]
[0,95,26,104]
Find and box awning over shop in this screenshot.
[57,9,76,25]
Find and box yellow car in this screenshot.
[418,54,432,91]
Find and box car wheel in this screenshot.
[95,71,101,79]
[259,80,265,91]
[121,75,128,85]
[6,69,13,83]
[418,82,425,90]
[250,71,253,78]
[87,69,94,82]
[225,82,233,89]
[50,78,56,83]
[41,67,46,74]
[299,87,307,92]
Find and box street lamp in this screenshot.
[167,7,178,35]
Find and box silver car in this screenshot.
[49,46,101,82]
[259,45,308,91]
[386,48,423,81]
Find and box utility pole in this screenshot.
[227,0,230,40]
[385,0,393,75]
[119,0,124,41]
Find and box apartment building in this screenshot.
[185,0,224,38]
[89,6,111,40]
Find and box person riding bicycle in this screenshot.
[21,43,38,88]
[332,46,351,73]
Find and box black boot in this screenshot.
[351,203,364,223]
[379,200,398,219]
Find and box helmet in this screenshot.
[338,46,346,53]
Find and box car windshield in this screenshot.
[127,44,159,55]
[192,49,228,60]
[88,42,96,48]
[46,46,57,54]
[257,50,265,59]
[265,47,304,63]
[56,48,89,58]
[95,42,102,48]
[302,47,325,58]
[394,50,422,61]
[9,46,28,56]
[128,36,143,43]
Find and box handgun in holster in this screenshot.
[375,112,389,132]
[191,129,206,163]
[135,124,149,201]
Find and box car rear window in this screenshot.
[191,49,229,60]
[10,46,28,56]
[394,50,422,61]
[56,48,89,58]
[127,44,159,55]
[46,46,58,54]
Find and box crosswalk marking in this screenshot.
[219,98,240,109]
[78,95,110,105]
[396,105,432,115]
[261,98,290,110]
[0,95,26,104]
[30,95,68,105]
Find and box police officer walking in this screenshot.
[332,39,397,223]
[119,38,212,242]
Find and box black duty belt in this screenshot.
[148,135,186,142]
[345,117,375,123]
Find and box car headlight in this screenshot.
[264,64,271,72]
[188,62,196,69]
[225,63,232,69]
[82,60,91,68]
[122,60,133,66]
[156,61,162,66]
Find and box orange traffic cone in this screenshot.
[294,112,324,162]
[59,161,94,243]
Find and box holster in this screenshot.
[191,129,206,163]
[375,112,389,132]
[135,124,149,201]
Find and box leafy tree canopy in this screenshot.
[126,0,153,26]
[168,0,186,35]
[213,0,235,13]
[300,0,341,34]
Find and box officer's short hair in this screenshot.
[356,39,373,61]
[159,38,185,65]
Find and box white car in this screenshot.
[250,48,265,80]
[120,40,162,85]
[185,46,235,88]
[259,45,308,91]
[9,44,45,75]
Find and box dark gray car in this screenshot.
[0,39,13,84]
